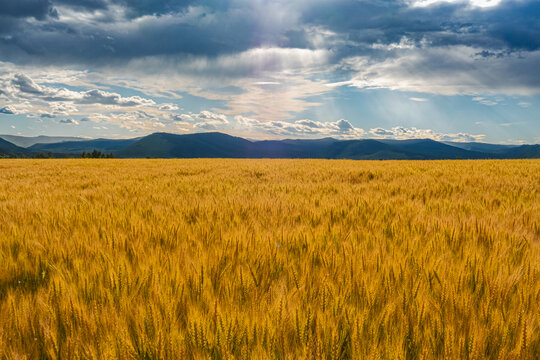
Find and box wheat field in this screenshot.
[0,159,539,359]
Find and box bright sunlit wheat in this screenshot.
[0,159,539,359]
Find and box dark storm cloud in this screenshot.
[119,0,197,18]
[0,2,255,65]
[0,0,538,64]
[54,0,109,10]
[0,0,539,96]
[486,2,540,51]
[296,0,540,52]
[0,0,53,20]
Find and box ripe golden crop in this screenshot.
[0,159,539,359]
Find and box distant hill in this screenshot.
[0,135,86,148]
[29,138,139,155]
[252,138,338,158]
[443,141,519,154]
[1,132,538,159]
[116,132,538,159]
[116,132,257,158]
[378,139,489,159]
[501,145,540,159]
[0,138,31,156]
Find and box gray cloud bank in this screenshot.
[0,0,539,96]
[3,73,155,106]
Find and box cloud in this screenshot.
[11,73,44,94]
[371,37,417,51]
[1,0,539,68]
[79,89,155,106]
[0,105,17,114]
[170,113,194,122]
[169,110,230,127]
[54,0,109,11]
[193,122,220,130]
[159,103,179,111]
[6,73,155,106]
[51,102,78,114]
[370,128,394,136]
[409,97,428,102]
[336,119,354,132]
[0,0,55,20]
[59,118,79,125]
[174,110,230,130]
[368,126,485,142]
[36,102,79,119]
[234,116,485,142]
[235,116,365,138]
[195,110,228,123]
[0,103,33,115]
[253,81,280,86]
[86,110,189,133]
[472,96,498,106]
[0,61,331,122]
[222,75,329,121]
[0,2,309,64]
[409,0,502,8]
[340,46,540,96]
[128,47,330,79]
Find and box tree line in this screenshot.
[1,150,115,159]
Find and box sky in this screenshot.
[0,0,539,144]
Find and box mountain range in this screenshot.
[1,132,539,159]
[0,135,86,148]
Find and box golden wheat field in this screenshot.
[0,159,539,360]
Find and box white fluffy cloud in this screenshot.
[195,111,228,124]
[368,126,485,142]
[194,113,229,129]
[159,103,180,111]
[5,73,155,107]
[0,103,33,115]
[59,118,79,125]
[169,111,229,130]
[235,116,366,138]
[235,116,484,142]
[0,105,17,115]
[38,103,80,118]
[83,111,178,133]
